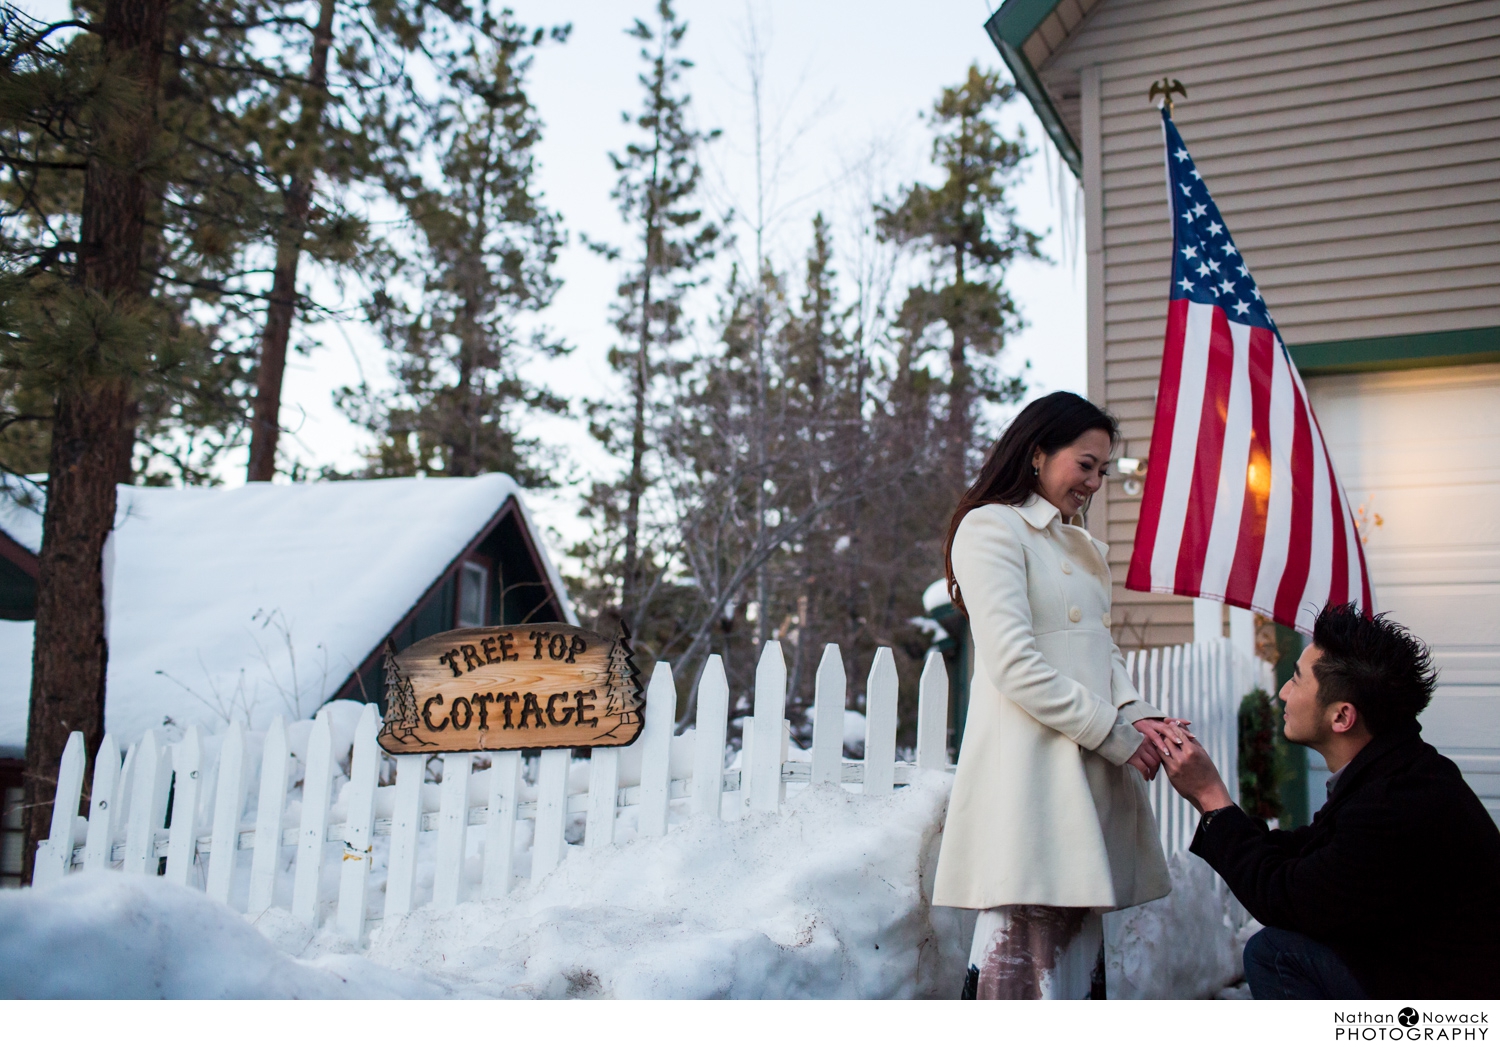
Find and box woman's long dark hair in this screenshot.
[942,391,1119,617]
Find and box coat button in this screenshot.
[1102,612,1112,628]
[1068,606,1081,623]
[1060,560,1073,574]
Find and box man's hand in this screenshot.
[1155,726,1235,814]
[1125,718,1187,781]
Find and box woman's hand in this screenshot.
[1127,718,1190,781]
[1126,737,1162,780]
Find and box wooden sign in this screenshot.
[378,624,644,753]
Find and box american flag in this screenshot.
[1125,108,1373,634]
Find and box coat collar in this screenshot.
[1014,493,1086,531]
[1016,494,1061,530]
[1325,720,1423,804]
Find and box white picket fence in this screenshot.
[32,637,1268,942]
[1124,639,1275,858]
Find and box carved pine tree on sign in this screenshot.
[603,628,644,723]
[379,640,427,749]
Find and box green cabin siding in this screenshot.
[0,556,35,621]
[335,499,567,711]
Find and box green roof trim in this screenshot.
[984,0,1082,179]
[1289,326,1500,375]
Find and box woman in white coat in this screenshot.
[933,392,1179,999]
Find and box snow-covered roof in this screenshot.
[0,474,575,750]
[0,476,43,554]
[922,578,953,612]
[0,620,31,758]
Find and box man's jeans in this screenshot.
[1244,927,1367,999]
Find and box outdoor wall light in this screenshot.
[1115,457,1148,497]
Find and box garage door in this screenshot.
[1306,362,1500,824]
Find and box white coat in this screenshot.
[932,496,1172,911]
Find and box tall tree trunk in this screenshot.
[622,264,651,623]
[22,0,169,881]
[948,250,970,493]
[451,283,483,478]
[621,129,662,626]
[246,0,337,482]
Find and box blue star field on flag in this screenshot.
[1162,109,1276,334]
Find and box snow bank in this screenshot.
[360,772,968,998]
[2,696,1250,1000]
[0,873,441,998]
[1104,850,1257,999]
[1,760,971,999]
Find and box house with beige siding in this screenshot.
[986,0,1500,821]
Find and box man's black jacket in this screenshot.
[1191,721,1500,998]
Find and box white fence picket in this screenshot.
[432,753,472,909]
[34,731,85,887]
[115,741,138,834]
[384,754,426,918]
[164,727,204,885]
[749,642,787,813]
[531,749,570,878]
[82,734,121,874]
[863,648,898,796]
[637,662,675,837]
[583,745,618,848]
[205,721,246,902]
[691,655,729,819]
[291,710,333,924]
[336,705,380,942]
[122,731,170,877]
[247,716,289,915]
[916,649,949,770]
[810,645,845,787]
[739,715,756,810]
[481,751,523,895]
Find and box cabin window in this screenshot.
[1,767,23,888]
[457,560,489,628]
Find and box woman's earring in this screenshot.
[1031,465,1040,477]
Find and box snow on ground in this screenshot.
[1,768,973,999]
[0,736,1252,999]
[0,873,442,998]
[1104,851,1256,999]
[2,700,1252,1000]
[357,772,968,998]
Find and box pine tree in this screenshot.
[239,0,474,481]
[0,0,172,879]
[0,0,470,876]
[581,0,720,633]
[338,13,568,484]
[878,65,1041,493]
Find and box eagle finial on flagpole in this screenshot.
[1149,77,1188,115]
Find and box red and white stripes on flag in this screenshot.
[1124,302,1373,634]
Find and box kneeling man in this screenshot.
[1156,603,1500,998]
